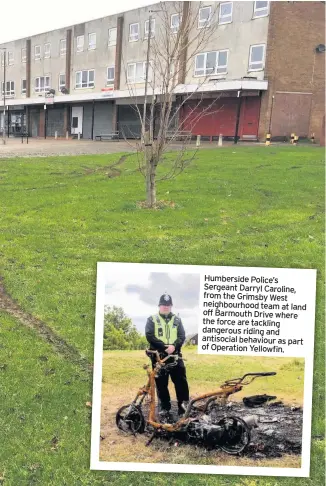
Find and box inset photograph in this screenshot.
[91,264,305,475]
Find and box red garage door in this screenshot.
[239,96,261,139]
[180,96,261,139]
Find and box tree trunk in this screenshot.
[144,131,157,207]
[146,156,157,207]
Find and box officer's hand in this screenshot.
[165,345,175,355]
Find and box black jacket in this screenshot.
[145,312,186,354]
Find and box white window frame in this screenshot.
[21,48,27,63]
[108,27,117,46]
[171,13,181,33]
[248,43,265,71]
[44,43,51,59]
[1,52,5,66]
[35,76,51,93]
[194,50,229,77]
[2,81,15,97]
[253,1,269,18]
[34,45,41,61]
[75,69,95,89]
[8,51,14,65]
[219,2,233,24]
[144,18,155,39]
[107,66,115,85]
[76,35,84,53]
[198,6,212,28]
[88,33,96,50]
[59,73,66,90]
[127,61,151,83]
[21,79,27,94]
[129,23,139,42]
[60,39,66,56]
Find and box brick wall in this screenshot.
[259,1,325,140]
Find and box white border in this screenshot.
[90,262,316,477]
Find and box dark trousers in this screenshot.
[154,359,189,411]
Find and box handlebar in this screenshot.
[242,372,276,379]
[146,349,179,364]
[222,371,277,388]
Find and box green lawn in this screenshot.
[0,146,324,485]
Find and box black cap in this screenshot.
[159,293,173,306]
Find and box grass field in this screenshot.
[0,145,324,485]
[100,349,304,467]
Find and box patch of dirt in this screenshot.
[136,200,176,210]
[0,277,92,373]
[84,153,132,178]
[208,401,302,459]
[100,394,302,464]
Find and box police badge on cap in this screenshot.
[159,293,173,306]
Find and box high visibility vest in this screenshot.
[152,314,179,344]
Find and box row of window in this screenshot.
[2,70,101,96]
[1,41,265,98]
[197,0,269,28]
[195,44,265,75]
[1,2,269,65]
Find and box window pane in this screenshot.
[107,67,114,81]
[200,7,211,20]
[221,3,232,16]
[89,34,96,48]
[256,1,268,8]
[171,14,180,27]
[251,45,264,62]
[109,28,117,45]
[76,72,81,84]
[218,51,228,66]
[77,36,84,50]
[145,19,155,36]
[88,70,94,82]
[206,52,217,72]
[196,54,205,69]
[136,62,144,80]
[127,64,134,79]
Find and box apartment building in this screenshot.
[0,1,324,141]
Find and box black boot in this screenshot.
[178,401,190,416]
[159,409,173,423]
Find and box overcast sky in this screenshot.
[104,271,200,336]
[0,0,159,44]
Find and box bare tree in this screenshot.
[122,1,224,207]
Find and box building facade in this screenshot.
[0,1,324,141]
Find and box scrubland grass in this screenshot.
[0,146,324,484]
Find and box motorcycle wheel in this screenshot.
[218,416,251,455]
[116,404,145,434]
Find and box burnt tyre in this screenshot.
[116,404,145,434]
[218,416,251,455]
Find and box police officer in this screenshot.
[145,293,190,420]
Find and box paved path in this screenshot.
[0,138,239,158]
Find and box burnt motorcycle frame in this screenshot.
[116,350,276,454]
